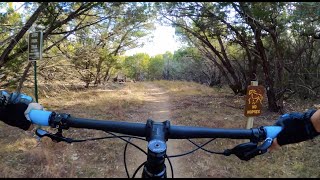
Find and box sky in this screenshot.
[124,24,183,57]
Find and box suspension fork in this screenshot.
[142,119,170,178]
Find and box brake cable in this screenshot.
[187,139,225,155]
[35,128,146,143]
[165,154,174,178]
[132,161,147,178]
[36,127,272,177]
[124,137,132,178]
[186,138,274,161]
[124,139,174,178]
[36,128,150,178]
[106,131,147,155]
[167,138,216,158]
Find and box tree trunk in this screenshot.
[235,2,279,112]
[172,22,245,94]
[255,30,279,112]
[270,33,285,113]
[16,62,33,93]
[94,58,103,85]
[103,67,111,83]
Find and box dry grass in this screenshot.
[152,80,320,178]
[1,80,320,178]
[0,82,148,178]
[155,80,231,96]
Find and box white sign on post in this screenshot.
[28,31,43,61]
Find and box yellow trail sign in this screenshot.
[244,85,265,117]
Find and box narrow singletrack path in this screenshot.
[126,82,186,178]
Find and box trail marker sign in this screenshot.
[28,31,43,61]
[244,85,265,117]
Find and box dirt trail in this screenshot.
[141,83,171,121]
[128,82,186,178]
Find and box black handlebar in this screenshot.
[30,110,283,177]
[48,112,266,142]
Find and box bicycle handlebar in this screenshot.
[29,109,284,175]
[29,109,282,141]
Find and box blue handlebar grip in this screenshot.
[264,126,283,139]
[29,110,52,126]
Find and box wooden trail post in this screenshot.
[244,81,265,129]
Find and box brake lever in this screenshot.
[35,128,73,143]
[224,138,273,161]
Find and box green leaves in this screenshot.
[123,53,150,80]
[0,2,157,88]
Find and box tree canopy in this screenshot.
[1,2,320,112]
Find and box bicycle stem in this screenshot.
[142,119,170,178]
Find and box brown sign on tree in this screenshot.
[244,85,265,117]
